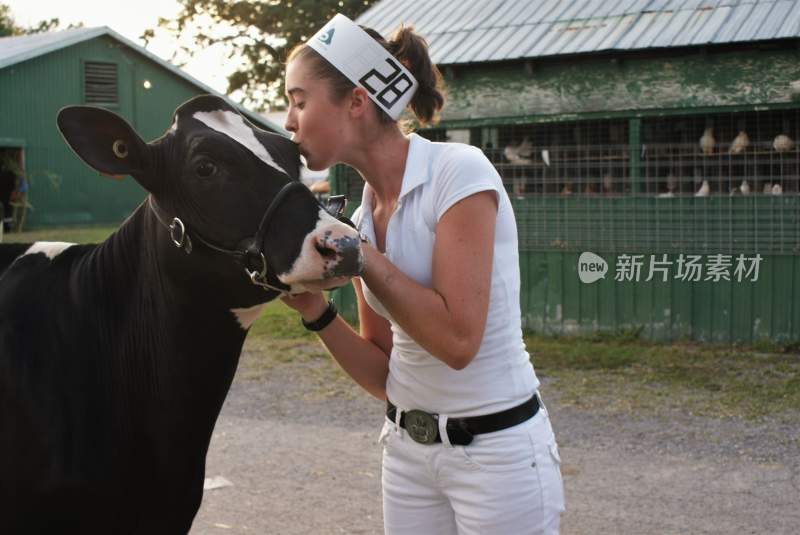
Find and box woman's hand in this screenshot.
[281,291,328,322]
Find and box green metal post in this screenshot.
[629,117,641,194]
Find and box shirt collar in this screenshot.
[398,133,431,200]
[359,133,431,226]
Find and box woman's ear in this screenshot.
[349,86,372,119]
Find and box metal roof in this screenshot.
[356,0,800,64]
[0,27,286,134]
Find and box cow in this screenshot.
[0,95,363,534]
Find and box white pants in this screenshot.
[379,401,565,535]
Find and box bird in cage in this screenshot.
[602,173,614,195]
[772,183,783,195]
[584,182,597,195]
[666,173,678,194]
[700,128,715,155]
[504,137,534,165]
[773,134,795,153]
[695,180,710,197]
[729,131,750,154]
[740,179,751,195]
[560,182,573,196]
[658,173,677,198]
[763,182,772,194]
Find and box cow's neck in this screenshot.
[84,203,272,432]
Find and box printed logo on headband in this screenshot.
[307,14,419,120]
[319,27,335,45]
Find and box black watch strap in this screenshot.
[302,300,338,331]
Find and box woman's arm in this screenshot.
[361,190,497,370]
[282,284,391,400]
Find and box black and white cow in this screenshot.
[0,95,362,534]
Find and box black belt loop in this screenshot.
[386,394,540,447]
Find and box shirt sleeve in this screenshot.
[432,144,503,222]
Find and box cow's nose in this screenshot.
[315,226,363,278]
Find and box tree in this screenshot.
[0,3,60,37]
[149,0,378,110]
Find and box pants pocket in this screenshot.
[378,420,394,449]
[457,425,536,473]
[532,436,566,516]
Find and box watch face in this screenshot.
[404,410,438,444]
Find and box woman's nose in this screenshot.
[284,111,297,132]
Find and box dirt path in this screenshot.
[190,354,800,535]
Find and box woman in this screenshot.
[281,14,565,535]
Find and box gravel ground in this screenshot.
[190,351,800,535]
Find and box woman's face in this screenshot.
[284,58,350,171]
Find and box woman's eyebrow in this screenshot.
[286,87,306,97]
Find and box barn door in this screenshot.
[0,147,25,236]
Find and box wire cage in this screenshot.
[334,109,800,255]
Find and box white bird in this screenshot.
[666,173,678,194]
[602,174,614,194]
[729,131,749,154]
[700,128,715,155]
[504,137,534,165]
[763,182,772,194]
[695,180,710,197]
[773,134,795,153]
[541,149,550,167]
[740,180,751,195]
[772,183,783,196]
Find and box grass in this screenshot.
[3,225,117,244]
[244,303,800,420]
[527,332,800,420]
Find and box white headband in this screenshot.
[307,13,419,120]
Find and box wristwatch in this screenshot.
[301,300,338,331]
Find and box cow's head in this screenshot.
[56,95,363,295]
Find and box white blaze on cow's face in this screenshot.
[23,242,75,260]
[278,207,364,293]
[192,110,288,176]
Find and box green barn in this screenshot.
[0,26,283,230]
[331,0,800,344]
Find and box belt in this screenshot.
[386,395,540,446]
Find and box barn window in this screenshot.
[84,61,118,106]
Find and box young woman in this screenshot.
[281,14,565,535]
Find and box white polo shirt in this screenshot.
[352,133,538,417]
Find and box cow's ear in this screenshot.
[57,106,154,190]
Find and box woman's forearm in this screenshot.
[311,311,390,400]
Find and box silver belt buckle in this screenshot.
[404,410,438,444]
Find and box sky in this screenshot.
[4,0,235,95]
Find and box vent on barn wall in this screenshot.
[84,62,119,106]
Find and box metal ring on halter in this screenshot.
[169,217,187,249]
[245,252,269,285]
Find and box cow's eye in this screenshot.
[196,161,217,178]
